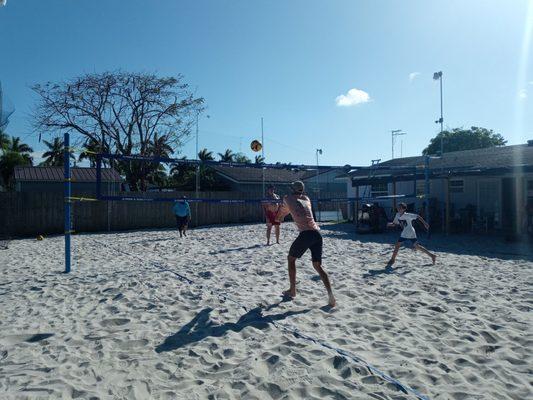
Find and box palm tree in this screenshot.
[0,136,33,189]
[149,133,174,158]
[144,133,174,189]
[0,131,9,150]
[79,137,107,167]
[254,155,265,164]
[7,136,33,154]
[198,148,214,161]
[218,149,234,162]
[41,137,73,166]
[234,153,251,163]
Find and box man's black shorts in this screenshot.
[289,230,323,262]
[175,215,189,229]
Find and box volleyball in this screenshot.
[250,140,262,152]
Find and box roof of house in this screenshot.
[212,165,334,184]
[349,143,533,181]
[14,166,122,183]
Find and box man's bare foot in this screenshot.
[282,289,296,299]
[328,294,336,307]
[431,254,436,265]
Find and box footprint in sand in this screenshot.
[0,333,54,345]
[100,318,130,327]
[117,339,149,350]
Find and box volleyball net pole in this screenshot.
[64,132,71,273]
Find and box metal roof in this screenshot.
[211,165,334,184]
[349,144,533,181]
[14,166,122,183]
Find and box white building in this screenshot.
[345,142,533,236]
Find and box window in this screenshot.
[449,180,464,193]
[371,182,388,197]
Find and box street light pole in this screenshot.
[195,114,199,197]
[261,117,265,196]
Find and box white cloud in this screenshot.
[519,89,528,100]
[409,72,420,82]
[30,151,45,165]
[335,88,371,107]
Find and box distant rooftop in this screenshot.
[212,165,332,184]
[349,143,533,181]
[14,166,122,183]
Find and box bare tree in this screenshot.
[32,71,204,190]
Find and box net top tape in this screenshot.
[97,194,419,203]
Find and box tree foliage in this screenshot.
[234,153,251,163]
[31,71,204,190]
[41,137,75,166]
[0,136,33,189]
[218,149,235,162]
[422,126,507,155]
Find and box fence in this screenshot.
[0,191,347,237]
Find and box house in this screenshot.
[212,165,346,196]
[346,142,533,236]
[14,166,122,195]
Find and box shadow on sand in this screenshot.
[362,264,414,279]
[155,301,310,353]
[319,223,533,262]
[210,244,264,255]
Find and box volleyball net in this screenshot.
[93,151,423,222]
[63,132,430,272]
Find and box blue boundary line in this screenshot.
[274,323,429,400]
[88,235,430,400]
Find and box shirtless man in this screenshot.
[262,185,281,245]
[276,181,336,307]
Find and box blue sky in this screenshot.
[0,0,532,166]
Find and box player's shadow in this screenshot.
[155,301,310,353]
[363,264,410,279]
[210,244,263,255]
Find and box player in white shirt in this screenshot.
[387,202,436,266]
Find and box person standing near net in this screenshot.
[387,202,436,266]
[262,185,281,245]
[173,196,191,238]
[275,181,336,307]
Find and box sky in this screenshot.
[0,0,532,167]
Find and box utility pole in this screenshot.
[195,114,209,226]
[433,71,444,155]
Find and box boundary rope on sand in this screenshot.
[87,236,429,400]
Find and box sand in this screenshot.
[0,223,531,399]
